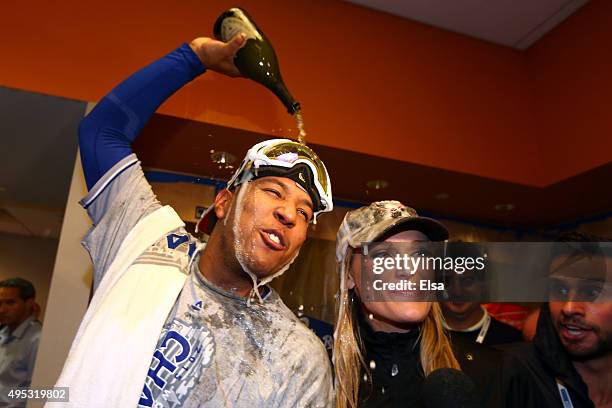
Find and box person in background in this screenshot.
[440,241,523,346]
[0,278,42,407]
[501,233,612,407]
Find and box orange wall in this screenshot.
[1,0,608,186]
[527,0,612,184]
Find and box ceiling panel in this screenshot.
[344,0,589,49]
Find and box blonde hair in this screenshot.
[333,255,460,408]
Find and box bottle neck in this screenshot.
[270,81,300,114]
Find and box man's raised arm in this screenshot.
[77,35,245,290]
[79,35,246,190]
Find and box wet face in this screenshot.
[441,269,484,318]
[0,287,32,331]
[349,230,433,332]
[549,255,612,360]
[219,176,313,279]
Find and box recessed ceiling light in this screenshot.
[366,180,389,190]
[211,151,236,168]
[494,203,515,211]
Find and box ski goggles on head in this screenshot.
[228,139,333,214]
[196,139,333,234]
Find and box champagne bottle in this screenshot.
[213,8,300,115]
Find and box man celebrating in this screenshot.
[51,34,334,407]
[503,233,611,407]
[0,278,42,407]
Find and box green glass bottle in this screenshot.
[213,8,301,115]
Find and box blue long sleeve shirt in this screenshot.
[79,43,206,189]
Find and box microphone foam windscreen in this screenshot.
[421,368,479,408]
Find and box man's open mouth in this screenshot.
[559,322,592,340]
[260,229,286,250]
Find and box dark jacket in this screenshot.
[449,316,523,347]
[499,304,595,408]
[356,309,503,407]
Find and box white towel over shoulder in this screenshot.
[50,205,187,407]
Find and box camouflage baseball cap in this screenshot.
[335,200,449,262]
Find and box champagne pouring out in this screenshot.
[294,111,306,145]
[214,8,307,144]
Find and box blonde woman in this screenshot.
[333,201,501,408]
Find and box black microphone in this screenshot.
[421,368,480,408]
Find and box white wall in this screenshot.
[28,150,92,407]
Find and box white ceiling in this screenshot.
[344,0,589,50]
